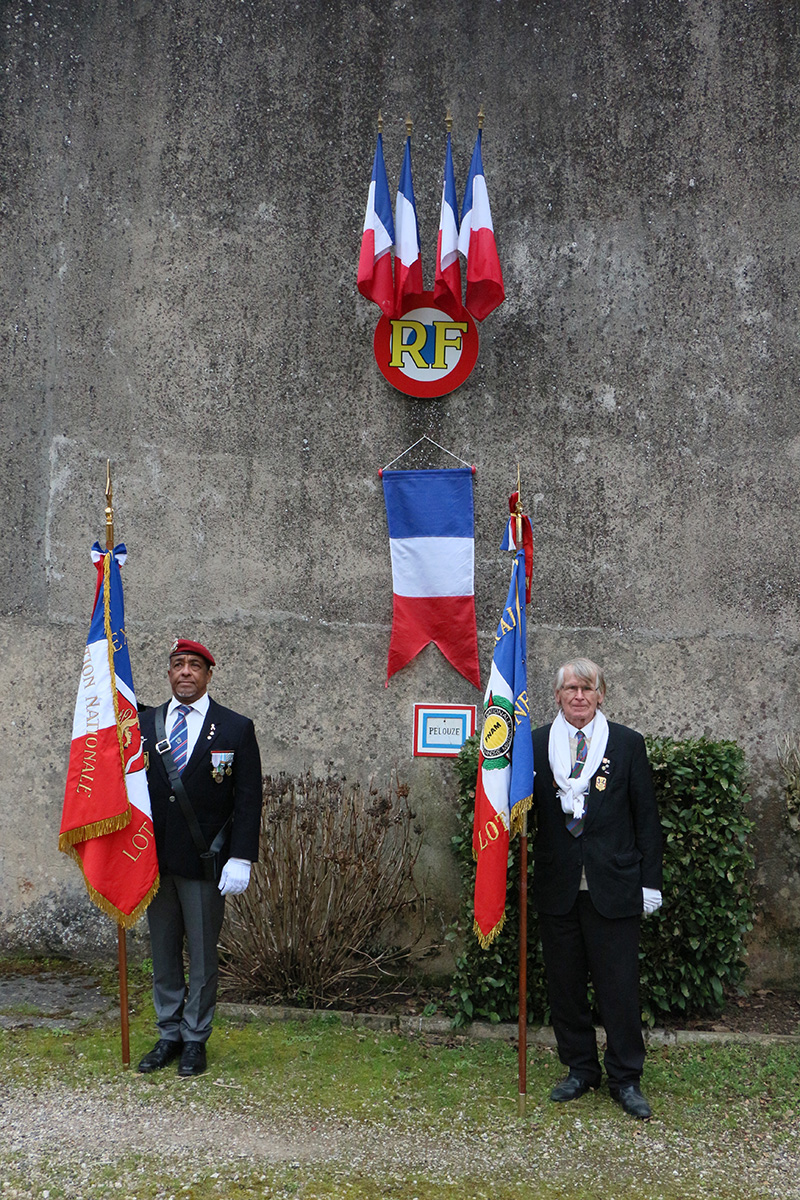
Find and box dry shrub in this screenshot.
[777,732,800,835]
[218,770,424,1008]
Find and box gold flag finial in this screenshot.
[445,107,453,134]
[514,465,523,544]
[405,114,413,138]
[377,109,383,134]
[105,460,114,552]
[478,106,485,130]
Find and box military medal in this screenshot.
[596,777,607,791]
[211,751,234,783]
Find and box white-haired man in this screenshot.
[531,658,662,1119]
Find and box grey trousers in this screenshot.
[146,873,226,1045]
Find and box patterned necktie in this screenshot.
[170,704,192,774]
[565,728,588,837]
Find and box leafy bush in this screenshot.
[640,736,754,1022]
[448,734,548,1026]
[450,733,754,1026]
[219,770,423,1009]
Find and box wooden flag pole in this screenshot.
[105,461,131,1070]
[514,484,528,1117]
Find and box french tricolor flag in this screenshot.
[59,543,159,926]
[357,132,395,317]
[458,129,505,321]
[383,468,480,688]
[394,135,424,313]
[434,131,463,314]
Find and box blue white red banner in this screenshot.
[459,130,505,322]
[434,132,463,315]
[472,543,533,946]
[382,468,480,688]
[357,131,396,317]
[394,135,424,313]
[59,543,159,926]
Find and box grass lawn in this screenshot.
[1,1001,799,1200]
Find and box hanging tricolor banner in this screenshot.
[382,468,480,688]
[472,542,533,947]
[358,116,503,398]
[59,543,159,926]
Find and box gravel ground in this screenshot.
[1,1072,799,1199]
[1,970,799,1198]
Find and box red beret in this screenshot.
[169,638,216,667]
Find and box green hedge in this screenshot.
[449,733,755,1026]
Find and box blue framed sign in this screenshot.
[413,703,477,758]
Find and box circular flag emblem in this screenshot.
[373,291,479,398]
[481,704,513,761]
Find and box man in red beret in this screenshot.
[137,638,262,1077]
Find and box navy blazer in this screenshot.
[531,721,663,919]
[140,697,263,880]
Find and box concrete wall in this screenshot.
[3,0,800,981]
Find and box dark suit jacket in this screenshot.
[531,721,662,920]
[140,697,263,880]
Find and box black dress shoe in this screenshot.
[178,1041,207,1077]
[611,1084,652,1119]
[550,1072,598,1102]
[137,1039,183,1074]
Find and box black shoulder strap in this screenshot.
[153,704,233,863]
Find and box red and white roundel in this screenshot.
[373,291,480,398]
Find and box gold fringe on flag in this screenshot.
[473,909,506,949]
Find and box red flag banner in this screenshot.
[59,543,158,926]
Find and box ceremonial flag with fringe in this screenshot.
[59,543,159,926]
[383,468,480,688]
[434,130,462,314]
[458,129,505,322]
[357,131,396,317]
[394,135,424,313]
[473,543,533,946]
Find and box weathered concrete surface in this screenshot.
[2,1,800,979]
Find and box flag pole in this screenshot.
[514,475,528,1117]
[105,461,131,1070]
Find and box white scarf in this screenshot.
[548,709,610,821]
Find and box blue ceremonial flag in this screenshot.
[472,544,533,945]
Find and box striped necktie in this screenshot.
[565,728,588,837]
[170,705,192,774]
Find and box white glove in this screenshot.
[642,887,662,916]
[218,857,252,896]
